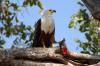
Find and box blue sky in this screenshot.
[4,0,86,52]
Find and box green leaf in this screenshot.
[79,25,86,32]
[20,22,25,30]
[26,26,31,30]
[11,3,19,10]
[74,39,81,43]
[11,45,15,48]
[85,33,91,41]
[25,40,29,44]
[29,33,34,41]
[69,21,75,28]
[81,51,90,54]
[6,31,11,37]
[36,1,43,9]
[13,37,19,45]
[23,1,28,6]
[30,1,34,6]
[0,40,5,45]
[21,32,26,40]
[15,16,19,22]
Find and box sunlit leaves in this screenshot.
[0,37,5,48]
[0,0,43,48]
[69,3,100,55]
[74,39,81,43]
[10,3,19,11]
[23,0,43,9]
[29,32,34,41]
[23,0,37,6]
[26,26,31,31]
[69,21,76,28]
[15,16,19,22]
[21,32,26,40]
[37,0,43,9]
[85,33,91,41]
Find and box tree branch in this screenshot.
[81,0,100,21]
[0,48,100,66]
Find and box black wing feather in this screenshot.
[32,18,56,47]
[32,19,41,47]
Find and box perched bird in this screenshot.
[32,9,56,48]
[59,39,69,56]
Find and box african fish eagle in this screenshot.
[32,9,56,47]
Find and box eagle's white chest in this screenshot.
[41,16,55,34]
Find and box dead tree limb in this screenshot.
[0,48,100,66]
[81,0,100,21]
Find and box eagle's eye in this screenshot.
[48,9,56,14]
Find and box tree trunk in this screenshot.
[82,0,100,21]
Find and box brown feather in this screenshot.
[32,19,55,47]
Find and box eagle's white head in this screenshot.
[40,9,56,33]
[40,9,56,16]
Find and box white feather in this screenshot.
[41,10,55,34]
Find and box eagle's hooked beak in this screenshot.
[48,9,56,14]
[51,10,56,13]
[52,10,56,13]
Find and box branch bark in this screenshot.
[0,48,100,66]
[81,0,100,20]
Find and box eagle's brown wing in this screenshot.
[32,19,43,47]
[32,19,56,47]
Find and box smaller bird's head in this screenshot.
[40,9,56,16]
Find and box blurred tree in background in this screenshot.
[0,0,43,48]
[69,1,100,55]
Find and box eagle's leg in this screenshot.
[50,43,53,47]
[43,41,46,48]
[41,37,46,48]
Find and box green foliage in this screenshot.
[0,37,5,48]
[0,0,43,48]
[69,2,100,55]
[23,0,43,9]
[68,21,76,28]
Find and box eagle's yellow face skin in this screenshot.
[47,9,56,14]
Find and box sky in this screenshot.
[4,0,86,52]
